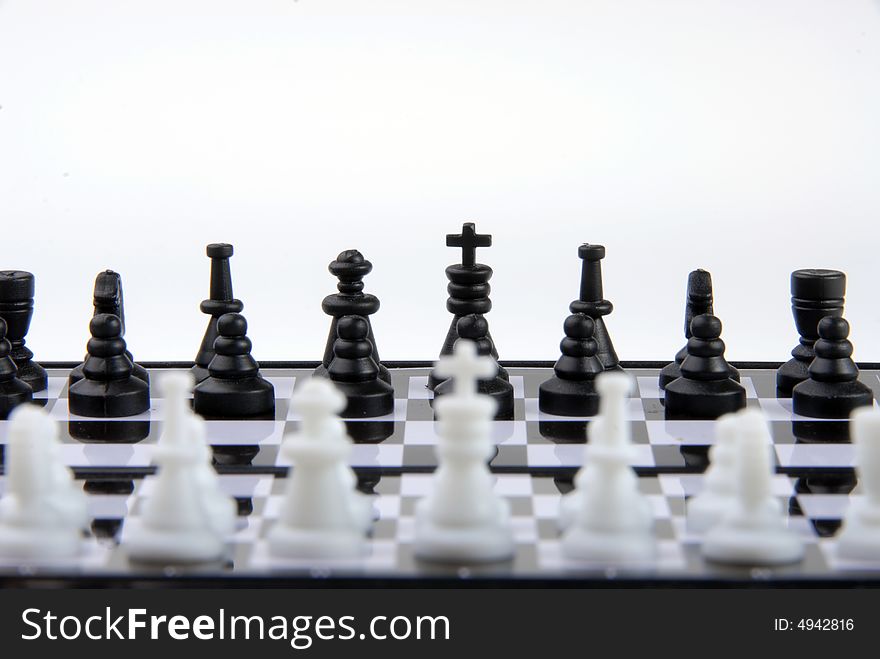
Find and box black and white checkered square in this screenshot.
[4,366,878,475]
[31,472,871,579]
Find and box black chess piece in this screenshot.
[428,223,508,390]
[664,314,746,419]
[538,313,603,416]
[356,472,383,496]
[345,420,395,443]
[789,474,857,537]
[70,270,149,386]
[193,244,244,383]
[538,420,590,443]
[193,312,275,418]
[84,479,135,539]
[792,316,873,419]
[0,318,33,419]
[314,250,390,384]
[777,269,846,396]
[68,314,150,418]
[212,445,261,468]
[790,419,851,443]
[434,314,514,420]
[68,419,151,443]
[659,269,740,389]
[0,270,47,392]
[569,244,621,372]
[328,315,395,418]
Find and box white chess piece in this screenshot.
[123,373,224,564]
[836,407,880,561]
[268,378,372,558]
[414,340,514,563]
[295,378,368,521]
[686,413,739,532]
[687,412,781,533]
[187,415,238,536]
[0,405,84,559]
[156,371,236,536]
[39,406,89,531]
[561,372,655,564]
[702,409,804,565]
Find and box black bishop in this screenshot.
[570,244,621,372]
[193,244,244,383]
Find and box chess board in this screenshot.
[1,362,879,585]
[22,364,880,476]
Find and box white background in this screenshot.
[1,0,879,363]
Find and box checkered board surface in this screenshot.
[2,364,878,583]
[2,472,876,580]
[11,365,880,476]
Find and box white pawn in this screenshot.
[836,408,880,561]
[414,340,514,563]
[269,378,371,559]
[123,373,224,564]
[295,378,366,518]
[0,405,84,559]
[561,372,655,564]
[187,415,237,537]
[687,412,781,533]
[686,414,739,532]
[43,408,89,531]
[702,409,803,566]
[157,372,236,536]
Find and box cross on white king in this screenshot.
[434,339,496,398]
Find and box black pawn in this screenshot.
[660,269,741,389]
[434,314,514,420]
[428,223,508,390]
[538,314,603,416]
[777,269,846,396]
[0,318,33,419]
[328,315,394,418]
[792,317,873,419]
[0,270,47,392]
[68,314,150,418]
[193,313,275,418]
[314,250,390,384]
[193,244,244,383]
[664,314,746,420]
[569,244,621,372]
[70,270,149,386]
